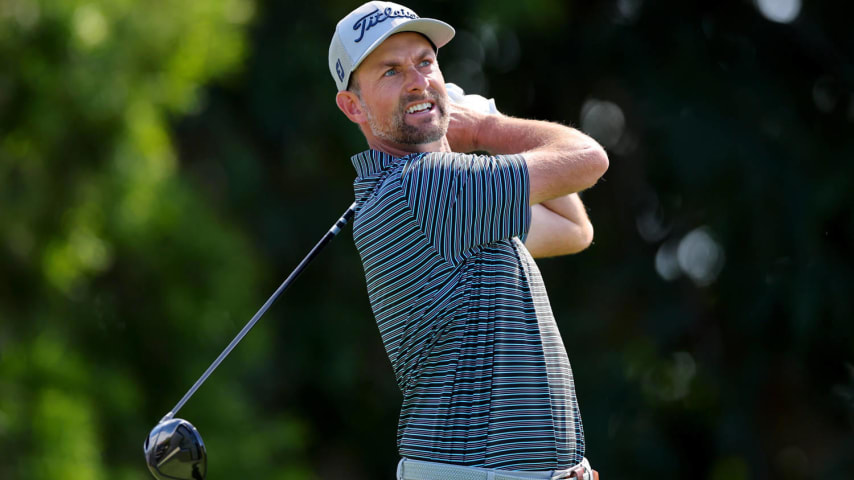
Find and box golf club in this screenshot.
[144,203,356,480]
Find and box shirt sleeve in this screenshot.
[400,152,531,264]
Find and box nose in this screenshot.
[404,66,429,93]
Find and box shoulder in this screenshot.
[403,151,471,170]
[403,152,526,175]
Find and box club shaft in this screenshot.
[161,203,357,423]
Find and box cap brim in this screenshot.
[351,18,455,76]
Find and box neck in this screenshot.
[364,133,452,158]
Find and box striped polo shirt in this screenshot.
[350,149,584,471]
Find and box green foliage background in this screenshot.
[1,0,852,479]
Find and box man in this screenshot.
[329,2,608,479]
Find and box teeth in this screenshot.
[406,102,431,114]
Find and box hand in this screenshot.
[445,101,489,154]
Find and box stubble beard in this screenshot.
[363,89,450,145]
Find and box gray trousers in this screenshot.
[396,457,594,480]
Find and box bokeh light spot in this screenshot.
[224,0,255,25]
[636,199,671,243]
[677,227,725,286]
[69,227,113,273]
[616,0,643,23]
[643,352,696,401]
[1,0,40,29]
[580,99,626,148]
[655,240,681,281]
[655,227,726,286]
[754,0,801,24]
[73,4,109,47]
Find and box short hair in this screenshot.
[348,74,361,98]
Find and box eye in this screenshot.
[418,59,432,67]
[383,68,397,77]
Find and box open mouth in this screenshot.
[405,101,434,114]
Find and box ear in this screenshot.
[336,91,367,124]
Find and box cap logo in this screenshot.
[352,7,418,43]
[335,59,345,81]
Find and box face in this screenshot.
[351,32,449,146]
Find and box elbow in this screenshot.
[583,143,609,188]
[580,220,595,250]
[565,220,594,254]
[594,144,610,175]
[564,143,609,194]
[545,219,594,257]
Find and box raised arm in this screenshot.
[447,104,608,257]
[446,105,609,204]
[527,195,594,257]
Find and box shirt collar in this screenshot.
[350,149,418,178]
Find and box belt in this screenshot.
[396,457,594,480]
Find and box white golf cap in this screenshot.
[329,1,455,92]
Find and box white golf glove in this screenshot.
[445,82,500,115]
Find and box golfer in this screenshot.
[330,3,608,479]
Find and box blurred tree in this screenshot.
[0,0,316,478]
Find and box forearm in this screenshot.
[525,193,594,258]
[480,114,607,204]
[540,193,591,228]
[447,105,609,205]
[473,115,587,156]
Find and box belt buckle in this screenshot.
[552,465,590,480]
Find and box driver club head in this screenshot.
[144,418,207,480]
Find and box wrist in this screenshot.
[472,112,499,153]
[446,103,491,153]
